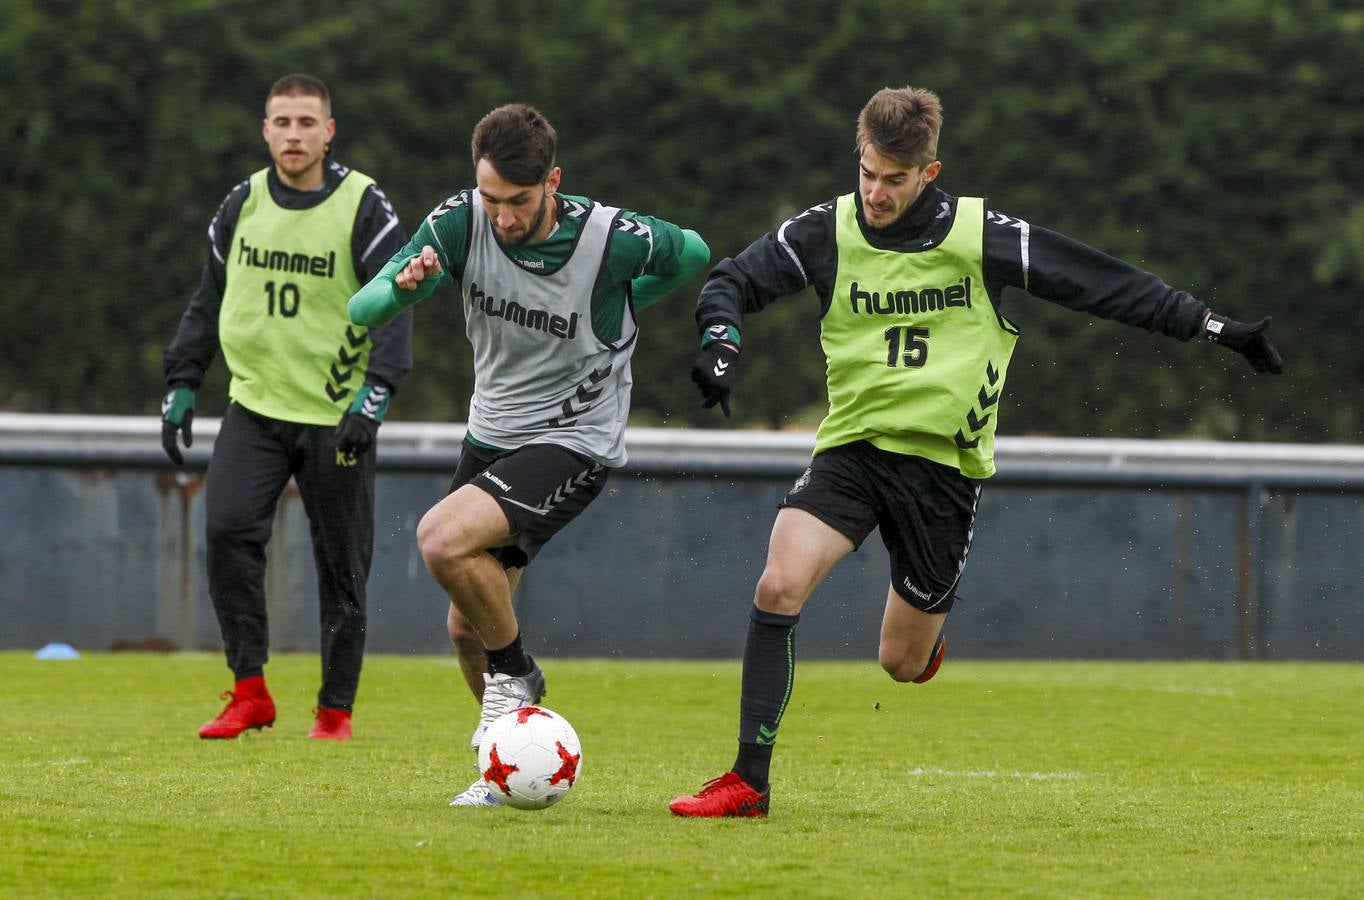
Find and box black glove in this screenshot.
[334,382,391,455]
[160,386,195,465]
[690,342,740,417]
[1205,314,1285,374]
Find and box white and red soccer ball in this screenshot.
[477,706,582,810]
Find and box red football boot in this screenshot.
[669,772,770,818]
[199,676,276,739]
[912,634,947,684]
[308,706,353,741]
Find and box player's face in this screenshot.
[858,146,942,228]
[263,94,334,191]
[476,158,562,247]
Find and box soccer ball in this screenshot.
[477,706,582,810]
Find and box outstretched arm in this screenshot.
[348,245,445,327]
[350,196,468,327]
[352,183,413,394]
[985,213,1284,374]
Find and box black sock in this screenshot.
[486,633,533,677]
[733,742,774,793]
[731,605,799,791]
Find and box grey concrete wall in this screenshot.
[3,415,1362,661]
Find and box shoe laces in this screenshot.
[480,672,537,724]
[695,772,745,797]
[451,779,501,807]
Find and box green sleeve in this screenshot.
[348,217,452,326]
[631,228,710,311]
[348,253,439,326]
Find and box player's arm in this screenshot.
[625,216,711,310]
[159,180,247,464]
[690,203,838,416]
[348,195,468,327]
[163,181,248,389]
[336,183,413,454]
[162,266,223,389]
[351,183,412,388]
[984,213,1284,373]
[348,234,445,327]
[590,212,708,344]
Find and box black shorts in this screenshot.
[449,439,608,569]
[779,441,982,613]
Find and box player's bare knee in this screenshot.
[753,569,804,616]
[879,645,928,683]
[416,511,469,572]
[415,520,445,571]
[882,659,925,684]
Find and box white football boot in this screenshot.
[469,659,546,751]
[449,777,502,808]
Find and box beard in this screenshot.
[278,151,317,174]
[494,192,551,248]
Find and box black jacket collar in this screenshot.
[853,184,953,251]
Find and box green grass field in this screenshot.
[3,652,1362,898]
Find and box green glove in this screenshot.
[160,386,196,465]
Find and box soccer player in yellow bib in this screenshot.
[670,85,1284,817]
[161,74,413,742]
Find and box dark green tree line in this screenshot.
[3,0,1360,441]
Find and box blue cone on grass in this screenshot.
[35,642,80,660]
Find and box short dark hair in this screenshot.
[855,86,942,168]
[471,103,557,186]
[266,73,331,115]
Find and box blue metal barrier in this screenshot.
[3,414,1361,661]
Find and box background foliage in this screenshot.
[4,0,1361,441]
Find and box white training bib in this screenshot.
[461,194,638,466]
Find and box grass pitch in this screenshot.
[3,652,1362,898]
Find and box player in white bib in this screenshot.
[349,103,709,806]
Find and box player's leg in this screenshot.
[417,483,519,649]
[422,484,532,808]
[672,446,877,817]
[736,508,855,778]
[448,567,524,702]
[424,441,551,762]
[432,442,607,806]
[294,421,376,739]
[421,483,547,755]
[200,404,292,738]
[671,508,857,817]
[873,450,982,684]
[426,442,605,681]
[878,589,947,683]
[435,439,517,707]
